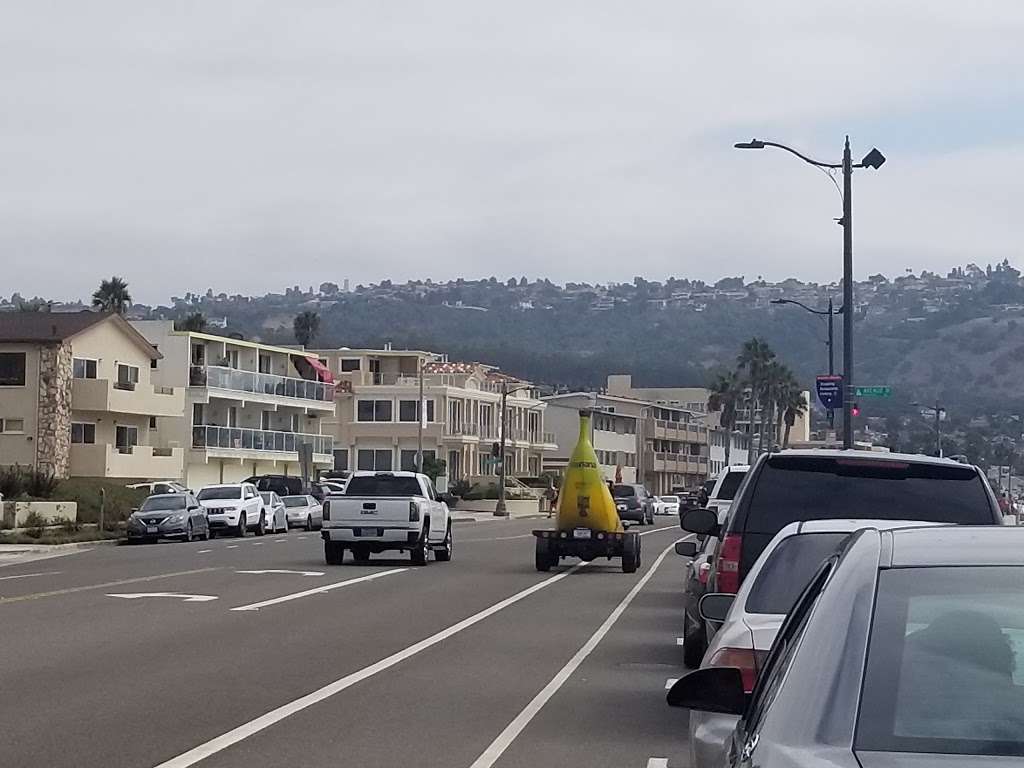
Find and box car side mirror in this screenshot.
[699,593,735,623]
[674,541,697,557]
[666,667,747,714]
[681,507,720,537]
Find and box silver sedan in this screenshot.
[283,494,323,530]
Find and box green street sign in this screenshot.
[854,386,892,397]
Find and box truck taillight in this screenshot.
[409,501,420,522]
[707,646,768,693]
[322,501,330,521]
[715,534,742,593]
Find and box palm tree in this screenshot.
[174,312,208,332]
[783,388,808,449]
[91,276,132,314]
[707,370,743,466]
[737,338,776,460]
[293,311,320,347]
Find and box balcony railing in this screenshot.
[190,365,334,403]
[191,425,333,456]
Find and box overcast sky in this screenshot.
[4,1,1023,303]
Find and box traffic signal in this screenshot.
[851,402,861,417]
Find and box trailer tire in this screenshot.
[535,537,555,572]
[622,532,639,573]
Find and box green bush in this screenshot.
[52,479,147,525]
[24,467,59,498]
[57,516,81,533]
[22,510,46,538]
[449,479,472,498]
[0,464,25,499]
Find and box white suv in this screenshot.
[197,482,266,537]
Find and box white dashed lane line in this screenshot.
[230,568,407,612]
[226,545,238,549]
[197,550,212,554]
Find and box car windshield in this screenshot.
[197,487,242,501]
[345,475,423,497]
[744,456,993,532]
[662,495,678,503]
[744,532,850,614]
[612,485,635,498]
[715,471,746,500]
[858,566,1024,756]
[282,496,308,507]
[140,495,186,511]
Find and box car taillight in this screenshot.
[707,647,768,693]
[716,534,742,593]
[409,501,420,522]
[323,501,330,521]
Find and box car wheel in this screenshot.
[410,525,430,566]
[683,624,707,669]
[535,537,555,572]
[208,529,216,540]
[325,541,344,565]
[305,515,313,532]
[185,521,194,543]
[255,514,266,536]
[236,516,246,537]
[434,523,453,562]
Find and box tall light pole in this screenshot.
[771,297,842,427]
[911,401,946,457]
[736,137,885,449]
[495,382,541,516]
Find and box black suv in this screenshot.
[612,483,655,525]
[679,450,1002,664]
[244,474,327,502]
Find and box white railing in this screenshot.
[190,365,334,403]
[192,425,333,456]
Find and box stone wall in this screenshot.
[35,342,72,479]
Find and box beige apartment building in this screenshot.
[0,312,184,479]
[314,347,555,481]
[134,322,334,489]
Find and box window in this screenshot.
[193,403,205,426]
[357,400,392,422]
[0,353,26,386]
[340,358,361,372]
[346,474,422,497]
[115,363,139,391]
[197,486,243,501]
[857,566,1024,757]
[744,533,849,615]
[357,449,393,471]
[148,416,157,430]
[115,425,138,453]
[0,418,25,433]
[400,449,435,471]
[333,449,349,471]
[71,423,96,444]
[399,400,417,422]
[73,358,98,379]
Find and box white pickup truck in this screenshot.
[321,471,453,566]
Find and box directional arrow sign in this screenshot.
[236,570,324,577]
[106,592,219,602]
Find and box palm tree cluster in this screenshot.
[91,276,132,314]
[708,337,808,463]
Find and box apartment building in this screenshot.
[134,322,334,488]
[0,312,184,479]
[708,428,752,477]
[543,393,639,484]
[314,347,556,481]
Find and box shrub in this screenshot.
[56,516,81,533]
[22,510,46,538]
[52,479,147,525]
[449,479,471,498]
[24,467,59,499]
[0,464,25,499]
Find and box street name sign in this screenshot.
[854,386,892,397]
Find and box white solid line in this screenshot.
[197,550,212,554]
[235,570,323,577]
[647,759,669,768]
[0,570,61,581]
[665,678,679,690]
[107,592,219,603]
[226,545,238,549]
[468,540,679,768]
[229,569,406,612]
[676,637,685,646]
[153,563,586,768]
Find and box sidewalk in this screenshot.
[451,509,550,524]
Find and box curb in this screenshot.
[0,538,123,554]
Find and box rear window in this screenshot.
[743,456,993,533]
[346,475,423,497]
[282,496,308,508]
[715,470,747,501]
[745,532,849,614]
[612,485,635,498]
[197,487,241,500]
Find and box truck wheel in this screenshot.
[352,547,370,563]
[255,514,266,536]
[410,526,430,566]
[325,541,344,565]
[622,533,639,573]
[434,523,453,562]
[683,625,707,669]
[535,537,555,572]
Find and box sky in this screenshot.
[3,1,1024,303]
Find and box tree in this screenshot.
[737,338,776,460]
[422,455,447,483]
[174,312,208,332]
[92,276,132,314]
[707,370,743,465]
[782,384,808,449]
[293,311,321,347]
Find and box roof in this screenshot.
[887,526,1024,568]
[768,448,969,468]
[0,311,161,359]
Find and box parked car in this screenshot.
[245,474,328,502]
[197,482,266,537]
[654,495,680,516]
[320,480,347,496]
[127,492,209,543]
[705,464,749,521]
[669,525,1024,767]
[680,450,1003,660]
[612,483,654,525]
[259,491,288,533]
[283,494,323,530]
[322,471,452,565]
[126,480,189,496]
[685,518,940,768]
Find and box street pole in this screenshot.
[842,137,854,449]
[416,357,424,473]
[495,381,509,516]
[827,296,835,429]
[935,400,943,458]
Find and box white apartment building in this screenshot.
[314,347,556,481]
[708,428,752,477]
[543,393,639,484]
[134,322,335,488]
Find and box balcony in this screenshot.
[645,451,707,476]
[70,444,184,480]
[338,371,533,397]
[72,378,184,418]
[190,366,335,411]
[191,425,333,463]
[649,418,707,442]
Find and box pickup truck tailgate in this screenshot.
[338,497,413,525]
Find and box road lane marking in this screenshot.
[153,562,588,768]
[647,759,669,768]
[107,592,218,603]
[297,535,308,540]
[0,571,61,581]
[226,545,238,549]
[235,570,324,577]
[665,678,679,690]
[468,540,680,768]
[197,549,212,554]
[230,569,406,611]
[251,542,263,546]
[0,568,219,605]
[274,539,287,543]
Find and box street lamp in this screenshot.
[495,383,543,516]
[771,297,842,427]
[736,137,885,449]
[911,401,946,458]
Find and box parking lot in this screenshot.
[0,520,695,768]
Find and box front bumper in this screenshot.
[126,519,189,539]
[207,513,243,530]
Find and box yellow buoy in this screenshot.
[557,410,624,533]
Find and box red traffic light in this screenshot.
[851,403,861,417]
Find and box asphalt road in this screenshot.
[0,517,694,768]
